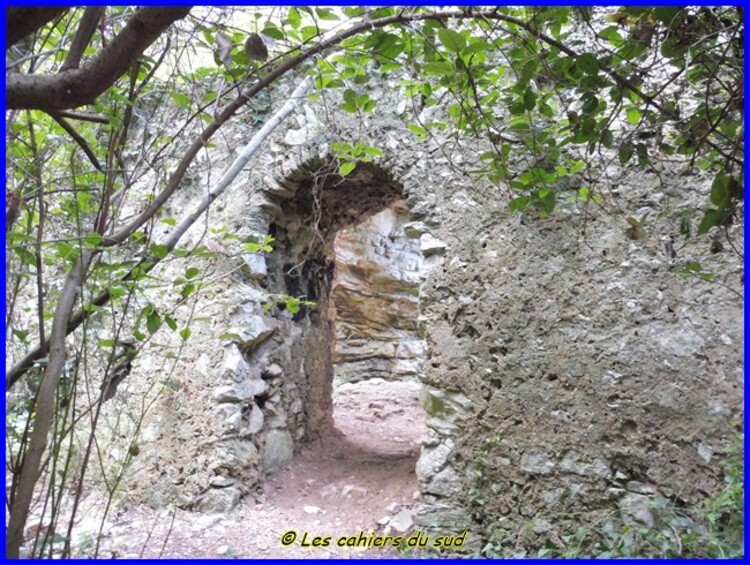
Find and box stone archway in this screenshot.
[262,158,412,441]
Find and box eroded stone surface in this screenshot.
[330,205,424,384]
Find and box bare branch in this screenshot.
[49,112,103,171]
[6,7,69,49]
[55,110,109,124]
[60,7,105,72]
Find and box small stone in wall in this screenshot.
[520,452,555,475]
[242,253,267,280]
[222,344,251,380]
[242,404,264,435]
[425,465,462,497]
[263,363,284,378]
[193,486,241,513]
[618,492,654,528]
[263,430,294,472]
[420,233,448,257]
[209,475,236,488]
[239,318,276,350]
[213,381,268,403]
[284,126,308,146]
[404,221,428,239]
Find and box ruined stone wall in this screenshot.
[122,72,743,547]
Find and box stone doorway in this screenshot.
[256,159,428,535]
[263,159,427,453]
[329,204,426,459]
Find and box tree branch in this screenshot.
[6,251,95,558]
[6,7,191,110]
[6,7,69,49]
[49,112,103,171]
[60,6,105,72]
[55,110,109,124]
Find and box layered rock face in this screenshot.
[330,204,424,385]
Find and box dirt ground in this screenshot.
[96,378,428,558]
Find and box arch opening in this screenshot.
[260,159,428,519]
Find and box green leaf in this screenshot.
[170,92,191,109]
[635,143,649,167]
[284,295,300,314]
[98,339,115,348]
[422,61,454,75]
[179,328,191,341]
[339,162,356,176]
[523,89,536,111]
[509,196,531,212]
[146,311,161,334]
[150,244,169,260]
[261,26,285,40]
[315,7,338,21]
[618,145,633,165]
[698,209,722,235]
[343,88,357,106]
[654,7,681,26]
[56,241,78,261]
[218,331,241,341]
[180,283,196,298]
[408,124,428,140]
[82,232,102,248]
[710,171,729,207]
[576,53,598,74]
[626,107,641,125]
[162,379,182,391]
[437,29,466,53]
[286,7,301,29]
[164,315,177,331]
[161,217,177,227]
[185,267,200,280]
[363,146,383,158]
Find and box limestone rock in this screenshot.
[412,503,473,532]
[213,381,268,403]
[209,475,236,488]
[416,441,453,484]
[239,318,275,350]
[420,233,448,257]
[330,206,424,385]
[222,344,250,379]
[284,126,308,146]
[263,430,294,472]
[389,509,414,533]
[193,486,241,513]
[242,404,264,435]
[242,253,267,279]
[425,465,462,496]
[520,452,555,475]
[618,492,654,527]
[404,221,428,238]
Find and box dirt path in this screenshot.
[101,378,427,558]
